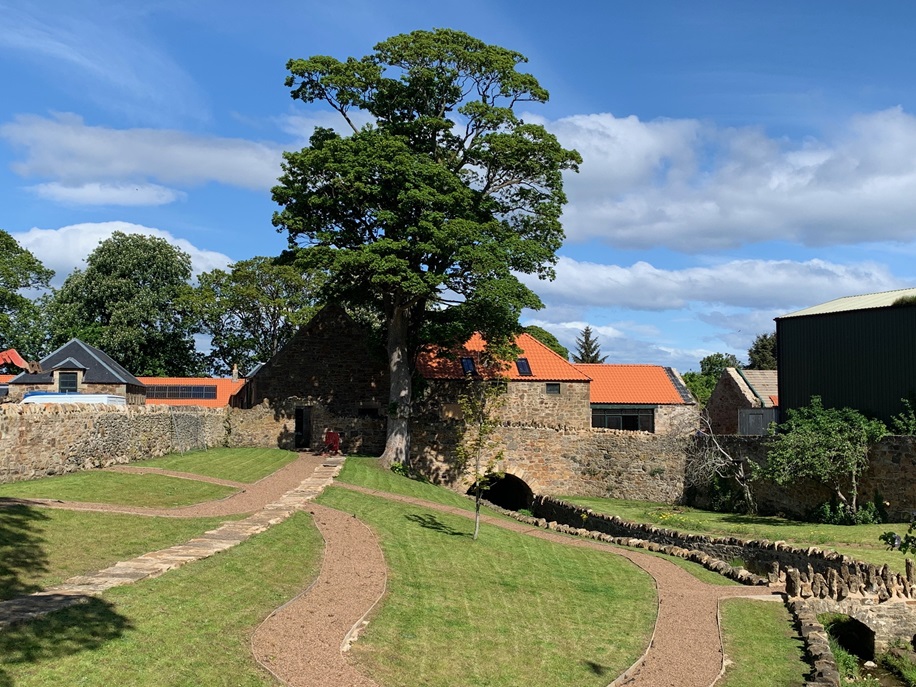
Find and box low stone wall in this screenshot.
[0,403,227,482]
[532,495,916,602]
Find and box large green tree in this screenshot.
[683,352,744,406]
[0,230,54,360]
[195,256,323,375]
[273,29,581,464]
[48,232,202,376]
[746,332,777,370]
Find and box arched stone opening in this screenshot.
[468,473,534,511]
[826,614,876,661]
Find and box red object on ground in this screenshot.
[320,431,340,455]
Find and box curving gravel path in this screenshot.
[252,504,387,687]
[332,483,779,687]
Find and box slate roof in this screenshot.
[139,377,248,408]
[9,339,144,387]
[573,364,693,405]
[417,333,590,382]
[737,369,779,408]
[779,286,916,319]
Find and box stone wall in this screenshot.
[708,435,916,520]
[500,380,591,429]
[0,403,226,482]
[705,368,755,435]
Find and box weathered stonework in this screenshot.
[706,368,757,435]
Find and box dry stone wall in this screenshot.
[0,404,226,482]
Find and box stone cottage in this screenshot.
[7,339,146,405]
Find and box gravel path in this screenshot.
[332,483,779,687]
[0,454,326,517]
[252,504,386,687]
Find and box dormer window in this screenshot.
[515,358,533,376]
[59,372,78,393]
[460,357,477,375]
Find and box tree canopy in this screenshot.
[764,396,886,518]
[746,332,777,370]
[571,325,606,364]
[273,29,580,463]
[48,232,202,376]
[0,230,53,358]
[683,352,744,406]
[524,325,568,359]
[194,256,323,376]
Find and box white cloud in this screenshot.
[29,182,186,206]
[12,221,232,284]
[544,107,916,251]
[1,113,283,191]
[527,256,904,312]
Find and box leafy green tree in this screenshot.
[764,396,886,516]
[524,325,568,359]
[700,352,742,379]
[194,256,323,376]
[273,29,581,464]
[0,230,53,360]
[683,352,744,406]
[48,232,202,376]
[571,325,606,363]
[747,332,777,370]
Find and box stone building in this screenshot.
[7,339,146,405]
[572,363,696,434]
[706,368,778,435]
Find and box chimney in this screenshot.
[232,364,239,382]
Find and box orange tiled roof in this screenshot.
[0,374,14,384]
[573,364,689,405]
[137,377,247,408]
[417,333,590,382]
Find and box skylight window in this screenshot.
[460,357,477,375]
[515,358,533,376]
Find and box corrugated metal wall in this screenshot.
[777,305,916,424]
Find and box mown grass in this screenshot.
[134,447,299,483]
[343,458,740,585]
[561,495,911,573]
[0,471,236,507]
[718,599,808,687]
[0,511,322,687]
[317,485,657,687]
[336,456,477,510]
[0,505,236,600]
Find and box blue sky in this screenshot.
[3,1,916,371]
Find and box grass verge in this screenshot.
[0,511,322,686]
[134,447,299,483]
[718,599,808,687]
[0,505,236,600]
[317,485,657,687]
[561,495,911,572]
[337,456,477,510]
[0,472,236,508]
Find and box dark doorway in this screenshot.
[469,474,534,511]
[294,407,312,449]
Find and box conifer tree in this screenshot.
[572,326,607,363]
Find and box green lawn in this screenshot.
[0,511,322,687]
[0,504,235,600]
[0,472,237,508]
[561,495,911,573]
[317,485,657,687]
[336,456,478,510]
[718,599,808,687]
[134,447,299,483]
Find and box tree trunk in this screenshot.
[380,304,412,467]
